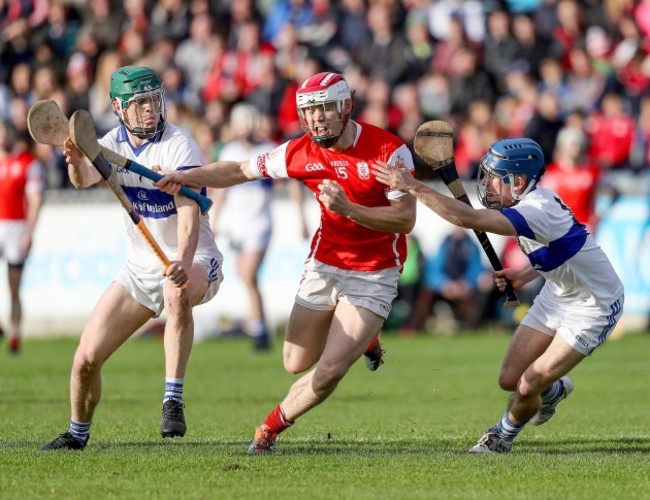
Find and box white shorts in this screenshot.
[0,220,28,265]
[521,286,624,356]
[295,259,401,319]
[116,254,223,317]
[226,218,272,253]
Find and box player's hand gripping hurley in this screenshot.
[69,109,185,292]
[414,121,519,307]
[27,99,212,214]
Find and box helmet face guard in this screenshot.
[477,138,546,209]
[296,72,353,148]
[110,65,166,139]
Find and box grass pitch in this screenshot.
[2,332,650,499]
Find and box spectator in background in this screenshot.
[174,12,221,113]
[542,126,601,230]
[483,9,519,88]
[0,122,45,354]
[629,93,650,172]
[404,227,493,333]
[262,0,313,44]
[449,46,498,117]
[430,15,472,79]
[565,46,607,115]
[553,0,585,70]
[523,90,564,163]
[511,12,553,80]
[335,0,370,59]
[81,0,123,52]
[417,71,451,120]
[150,0,190,44]
[455,99,501,179]
[65,53,93,114]
[88,50,123,136]
[358,1,412,87]
[586,92,635,170]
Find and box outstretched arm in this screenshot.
[372,163,516,236]
[155,160,255,192]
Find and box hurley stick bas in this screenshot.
[414,120,519,308]
[27,99,212,214]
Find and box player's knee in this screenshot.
[72,349,103,378]
[498,369,519,392]
[163,292,192,321]
[312,362,347,394]
[282,352,312,374]
[517,372,547,398]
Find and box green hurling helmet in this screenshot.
[109,65,166,139]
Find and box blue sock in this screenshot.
[541,379,564,405]
[250,320,268,339]
[164,377,184,403]
[69,420,91,444]
[494,412,524,441]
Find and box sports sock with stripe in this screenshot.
[163,377,184,403]
[69,420,91,444]
[541,379,564,405]
[494,412,524,441]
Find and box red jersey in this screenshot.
[541,162,601,227]
[0,150,45,221]
[253,121,414,271]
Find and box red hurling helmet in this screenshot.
[296,72,353,148]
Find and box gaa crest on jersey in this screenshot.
[356,161,370,179]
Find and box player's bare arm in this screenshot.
[372,162,516,236]
[318,178,416,233]
[165,194,199,287]
[156,160,254,193]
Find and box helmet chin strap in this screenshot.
[309,113,351,148]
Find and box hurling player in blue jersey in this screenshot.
[372,138,624,454]
[41,66,223,451]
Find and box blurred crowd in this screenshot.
[1,0,649,332]
[2,0,649,184]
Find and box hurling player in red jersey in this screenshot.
[0,122,45,354]
[157,72,417,454]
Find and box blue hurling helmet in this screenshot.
[477,138,545,209]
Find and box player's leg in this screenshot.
[236,247,270,351]
[284,302,383,418]
[469,323,554,454]
[248,303,383,454]
[283,302,334,373]
[160,263,210,438]
[498,324,554,392]
[509,334,583,425]
[470,329,583,454]
[7,262,24,354]
[41,282,153,451]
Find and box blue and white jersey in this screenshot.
[501,187,623,308]
[217,139,276,230]
[100,123,222,270]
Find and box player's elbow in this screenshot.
[401,217,416,234]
